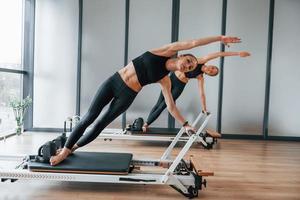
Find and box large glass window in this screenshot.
[0,0,24,136]
[0,73,22,135]
[0,0,23,70]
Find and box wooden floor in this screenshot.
[0,132,299,200]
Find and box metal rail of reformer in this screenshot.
[98,111,208,144]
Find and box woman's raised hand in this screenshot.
[239,51,251,57]
[221,36,241,47]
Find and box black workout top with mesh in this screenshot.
[184,63,204,79]
[132,51,170,86]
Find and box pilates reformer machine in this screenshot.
[64,111,221,149]
[0,113,214,198]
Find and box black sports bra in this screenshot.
[132,51,170,86]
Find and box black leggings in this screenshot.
[65,72,137,149]
[146,72,186,125]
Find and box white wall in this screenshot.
[31,0,300,138]
[33,0,78,128]
[126,0,172,127]
[177,0,222,129]
[268,0,300,137]
[80,0,125,128]
[222,0,269,135]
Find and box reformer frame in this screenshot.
[0,112,212,198]
[98,112,217,149]
[62,111,219,149]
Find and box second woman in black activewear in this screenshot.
[143,50,251,131]
[50,35,242,166]
[146,72,187,126]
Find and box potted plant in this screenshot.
[9,96,32,135]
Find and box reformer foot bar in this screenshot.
[0,113,213,198]
[98,111,220,149]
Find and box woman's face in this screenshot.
[203,65,219,76]
[177,55,198,72]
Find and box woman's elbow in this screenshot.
[191,40,197,48]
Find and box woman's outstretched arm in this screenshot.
[158,76,195,132]
[197,75,207,113]
[151,36,241,57]
[197,51,251,64]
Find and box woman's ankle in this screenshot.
[71,144,79,152]
[61,147,72,157]
[142,123,149,132]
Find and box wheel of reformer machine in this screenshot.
[205,141,213,149]
[188,186,199,198]
[201,135,214,150]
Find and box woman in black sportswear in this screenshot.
[143,51,250,132]
[50,35,241,166]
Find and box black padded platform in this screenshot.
[130,127,180,135]
[28,152,133,175]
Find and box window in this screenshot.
[0,0,23,70]
[0,73,22,134]
[0,0,24,136]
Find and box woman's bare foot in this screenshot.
[142,123,148,133]
[56,144,79,155]
[50,147,71,166]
